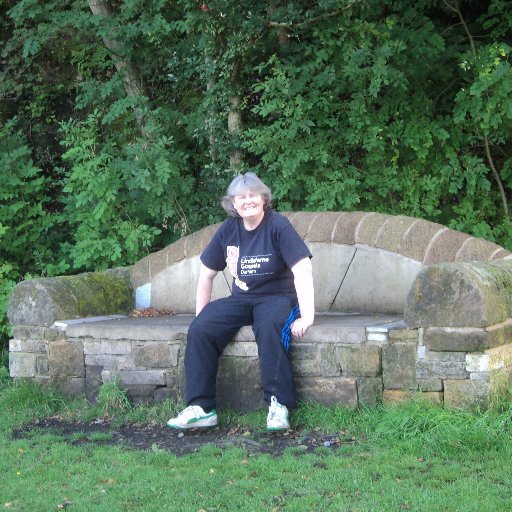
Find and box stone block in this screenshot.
[424,229,471,265]
[154,386,182,403]
[306,212,345,242]
[492,249,512,259]
[332,211,368,245]
[125,385,157,398]
[416,360,467,380]
[293,359,320,377]
[85,354,136,370]
[12,326,47,339]
[422,392,444,405]
[468,344,512,379]
[66,315,191,342]
[58,377,86,398]
[9,352,38,377]
[398,219,445,262]
[332,247,423,314]
[486,320,512,349]
[224,342,258,357]
[318,344,340,376]
[7,270,133,327]
[385,390,443,405]
[292,343,318,360]
[424,350,466,362]
[388,329,419,341]
[367,332,387,342]
[337,345,381,377]
[184,229,204,258]
[456,238,505,262]
[489,368,512,399]
[48,341,84,377]
[233,326,255,342]
[417,378,443,392]
[308,243,356,312]
[292,344,319,375]
[356,377,382,406]
[444,379,490,410]
[83,340,102,355]
[405,260,512,328]
[382,343,417,389]
[9,338,48,353]
[217,356,263,411]
[169,344,180,366]
[296,377,358,408]
[165,366,185,395]
[149,247,169,280]
[36,355,49,376]
[424,327,487,352]
[130,255,150,290]
[375,215,418,253]
[151,256,230,312]
[289,212,317,239]
[382,389,415,403]
[133,342,172,368]
[119,370,166,386]
[101,339,133,355]
[355,212,392,245]
[45,327,68,341]
[469,371,490,382]
[305,324,366,344]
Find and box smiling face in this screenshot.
[232,189,265,228]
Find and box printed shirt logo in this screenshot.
[226,246,248,291]
[226,246,274,292]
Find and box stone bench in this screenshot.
[7,211,512,410]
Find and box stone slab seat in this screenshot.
[7,211,512,411]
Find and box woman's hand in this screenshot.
[290,316,313,339]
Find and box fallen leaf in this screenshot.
[57,497,72,509]
[130,308,174,317]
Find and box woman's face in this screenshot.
[232,189,265,224]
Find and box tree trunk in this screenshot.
[88,0,148,137]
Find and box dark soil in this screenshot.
[12,416,356,457]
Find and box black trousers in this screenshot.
[185,295,299,411]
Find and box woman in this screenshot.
[167,172,315,430]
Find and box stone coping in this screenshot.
[130,211,511,289]
[59,313,405,344]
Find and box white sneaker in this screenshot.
[166,405,218,429]
[267,396,289,431]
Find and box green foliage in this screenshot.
[0,0,510,320]
[95,376,132,415]
[0,379,66,425]
[58,109,193,269]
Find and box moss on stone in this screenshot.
[8,270,134,326]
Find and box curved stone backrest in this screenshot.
[130,211,510,315]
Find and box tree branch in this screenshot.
[444,0,509,216]
[268,0,362,30]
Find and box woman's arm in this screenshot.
[196,263,219,316]
[290,257,315,338]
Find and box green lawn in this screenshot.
[1,380,512,512]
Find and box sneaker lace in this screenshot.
[179,405,202,419]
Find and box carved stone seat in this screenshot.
[8,212,512,410]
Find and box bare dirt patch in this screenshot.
[13,417,356,456]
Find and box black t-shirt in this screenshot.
[201,209,312,298]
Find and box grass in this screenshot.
[1,379,512,511]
